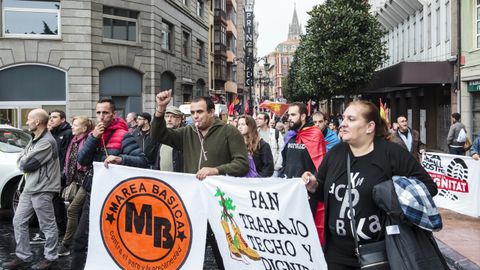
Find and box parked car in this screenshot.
[0,125,31,209]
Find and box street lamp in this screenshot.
[234,55,270,114]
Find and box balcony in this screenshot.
[226,50,236,63]
[226,19,237,38]
[225,80,237,94]
[226,0,237,9]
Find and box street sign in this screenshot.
[468,80,480,93]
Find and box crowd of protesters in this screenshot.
[4,89,478,270]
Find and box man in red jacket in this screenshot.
[281,102,327,245]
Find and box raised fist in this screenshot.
[156,89,172,111]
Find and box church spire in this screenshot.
[288,1,302,40]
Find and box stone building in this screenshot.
[0,0,209,128]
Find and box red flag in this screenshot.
[244,98,249,114]
[228,96,238,116]
[259,101,289,117]
[307,99,312,116]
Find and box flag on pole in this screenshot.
[259,101,289,117]
[228,96,239,116]
[379,98,390,128]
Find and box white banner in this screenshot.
[86,163,208,270]
[422,152,480,217]
[202,176,327,270]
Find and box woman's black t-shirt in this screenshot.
[325,151,386,266]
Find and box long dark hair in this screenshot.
[348,100,390,140]
[238,114,260,154]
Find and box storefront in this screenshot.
[0,64,67,129]
[468,80,480,139]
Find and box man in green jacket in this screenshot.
[151,90,249,270]
[151,89,249,179]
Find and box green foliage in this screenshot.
[215,187,236,220]
[285,0,387,101]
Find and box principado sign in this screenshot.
[100,177,192,270]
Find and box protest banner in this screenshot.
[86,163,208,270]
[202,176,327,270]
[422,152,480,217]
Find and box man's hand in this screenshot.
[92,122,105,138]
[155,89,172,114]
[103,155,123,168]
[301,171,318,193]
[473,154,479,161]
[196,167,219,180]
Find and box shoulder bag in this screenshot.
[347,154,390,270]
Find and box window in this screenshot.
[420,14,424,51]
[427,7,432,48]
[197,39,205,63]
[413,21,417,54]
[103,6,138,42]
[435,5,440,45]
[197,0,204,17]
[407,20,410,58]
[182,30,191,58]
[161,21,173,51]
[445,1,450,42]
[476,0,480,48]
[2,0,60,38]
[400,24,404,60]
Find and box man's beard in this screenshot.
[289,119,302,131]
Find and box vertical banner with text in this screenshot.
[422,153,480,217]
[86,163,207,270]
[203,176,327,270]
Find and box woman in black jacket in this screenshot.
[237,115,274,177]
[302,101,438,269]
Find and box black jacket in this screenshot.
[311,137,437,248]
[131,127,160,169]
[50,122,73,182]
[252,139,274,177]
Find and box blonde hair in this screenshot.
[72,116,93,134]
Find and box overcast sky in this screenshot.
[254,0,324,57]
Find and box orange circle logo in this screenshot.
[101,177,192,270]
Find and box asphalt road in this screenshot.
[0,209,219,270]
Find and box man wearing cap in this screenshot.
[132,112,160,169]
[157,107,184,172]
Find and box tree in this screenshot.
[290,0,387,101]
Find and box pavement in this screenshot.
[1,208,478,269]
[434,208,480,270]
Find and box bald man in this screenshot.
[3,109,61,270]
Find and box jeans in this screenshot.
[448,146,465,156]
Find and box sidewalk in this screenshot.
[434,209,480,270]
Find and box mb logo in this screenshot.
[101,177,192,269]
[124,202,173,249]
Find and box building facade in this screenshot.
[260,4,302,101]
[460,0,480,141]
[0,0,209,129]
[366,0,457,152]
